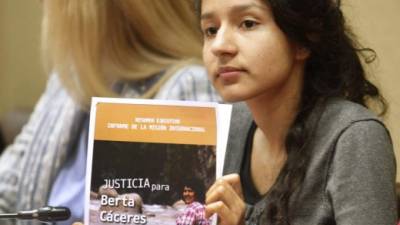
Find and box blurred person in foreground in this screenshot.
[0,1,220,225]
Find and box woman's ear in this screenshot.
[295,45,310,61]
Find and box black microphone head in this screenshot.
[37,206,71,222]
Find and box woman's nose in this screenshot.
[210,27,238,58]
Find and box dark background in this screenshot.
[91,140,216,205]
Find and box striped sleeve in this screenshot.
[155,65,222,102]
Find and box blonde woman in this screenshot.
[0,1,219,225]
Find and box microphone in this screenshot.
[0,206,71,222]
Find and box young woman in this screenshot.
[197,0,397,224]
[0,1,219,225]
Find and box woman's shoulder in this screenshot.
[309,98,392,161]
[31,73,79,115]
[311,98,397,224]
[173,64,208,78]
[322,98,381,123]
[164,64,209,88]
[156,64,221,102]
[223,102,253,174]
[312,98,392,159]
[317,98,388,135]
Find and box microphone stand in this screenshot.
[0,206,71,222]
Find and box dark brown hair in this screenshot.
[195,0,386,224]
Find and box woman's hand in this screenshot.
[205,174,246,225]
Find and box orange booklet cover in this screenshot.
[85,98,231,225]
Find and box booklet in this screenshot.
[85,97,232,225]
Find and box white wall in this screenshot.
[344,0,400,180]
[0,0,45,115]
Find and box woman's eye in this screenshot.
[204,27,218,37]
[241,20,258,29]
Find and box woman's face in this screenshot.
[201,0,307,102]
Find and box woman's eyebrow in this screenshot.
[200,3,266,21]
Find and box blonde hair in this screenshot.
[41,0,202,107]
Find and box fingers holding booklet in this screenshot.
[205,174,246,225]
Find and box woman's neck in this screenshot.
[245,66,303,154]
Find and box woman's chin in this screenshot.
[219,92,250,103]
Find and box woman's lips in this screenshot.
[217,66,245,84]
